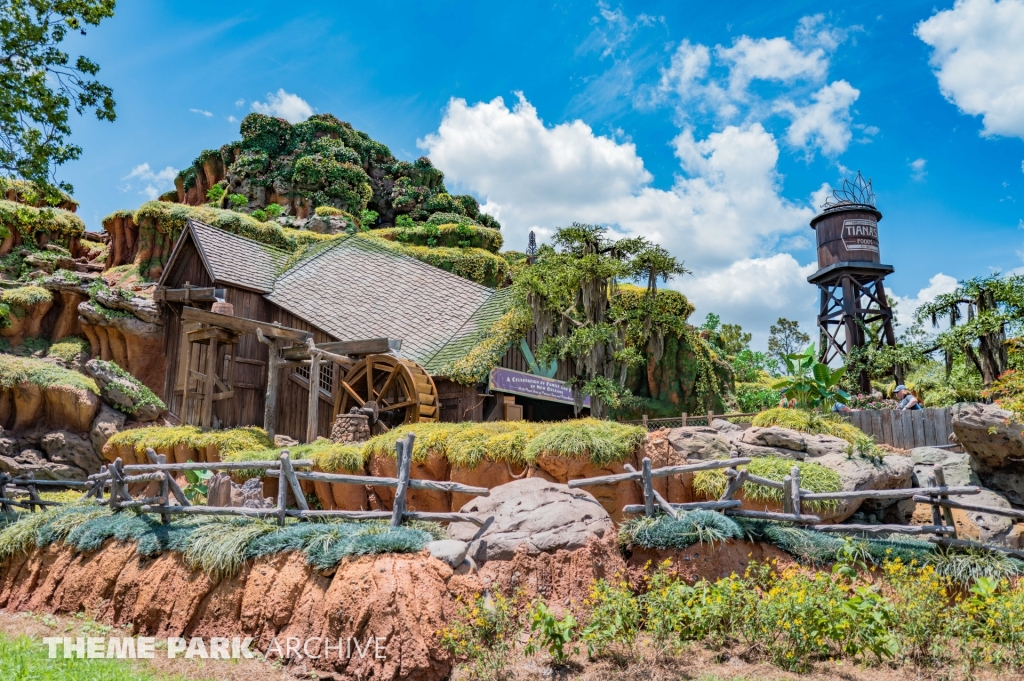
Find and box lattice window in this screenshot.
[294,362,334,397]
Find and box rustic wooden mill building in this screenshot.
[155,220,581,442]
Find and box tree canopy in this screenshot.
[0,0,116,197]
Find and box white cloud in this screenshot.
[420,94,817,344]
[917,0,1024,138]
[717,35,828,94]
[235,98,245,108]
[189,108,213,117]
[910,158,928,181]
[776,80,860,156]
[890,273,959,329]
[657,40,710,100]
[251,89,313,123]
[227,115,239,124]
[123,163,177,201]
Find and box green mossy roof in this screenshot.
[0,354,98,394]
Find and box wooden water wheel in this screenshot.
[335,355,439,433]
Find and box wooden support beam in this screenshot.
[119,460,313,474]
[281,451,308,512]
[182,306,310,342]
[782,475,794,515]
[281,338,391,361]
[933,465,958,539]
[306,344,321,444]
[622,463,676,518]
[790,466,801,517]
[719,469,747,502]
[154,287,217,303]
[201,336,219,428]
[276,452,288,527]
[257,329,284,441]
[641,457,655,517]
[265,469,489,496]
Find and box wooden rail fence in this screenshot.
[622,411,760,431]
[3,434,489,529]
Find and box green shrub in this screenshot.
[265,203,283,218]
[359,209,378,226]
[0,354,98,393]
[1,286,52,318]
[315,205,343,217]
[395,214,415,228]
[227,193,248,209]
[47,336,90,363]
[205,184,225,202]
[581,577,641,657]
[250,208,267,221]
[373,222,503,252]
[523,418,646,466]
[524,600,578,664]
[441,591,524,679]
[222,440,367,479]
[752,407,868,444]
[692,456,842,512]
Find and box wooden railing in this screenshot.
[620,411,761,430]
[9,434,489,528]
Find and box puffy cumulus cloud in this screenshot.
[917,0,1024,138]
[910,158,928,181]
[776,80,860,157]
[420,94,818,346]
[650,16,861,157]
[123,163,177,201]
[251,89,313,123]
[890,273,959,330]
[681,254,818,348]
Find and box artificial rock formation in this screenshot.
[84,359,163,422]
[447,478,615,561]
[952,402,1024,506]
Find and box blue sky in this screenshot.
[55,0,1024,348]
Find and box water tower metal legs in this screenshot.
[816,274,897,393]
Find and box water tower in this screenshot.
[807,172,897,392]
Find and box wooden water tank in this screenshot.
[809,204,882,269]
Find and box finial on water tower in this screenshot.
[526,230,538,258]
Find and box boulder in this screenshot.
[84,359,163,421]
[811,453,914,523]
[427,540,469,569]
[206,473,273,508]
[710,418,742,434]
[447,478,615,561]
[910,447,980,488]
[951,402,1024,470]
[664,427,732,460]
[40,430,103,474]
[0,448,85,480]
[42,384,100,432]
[89,405,126,454]
[532,453,641,522]
[911,488,1015,544]
[732,426,850,460]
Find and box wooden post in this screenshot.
[154,455,171,525]
[927,472,944,528]
[782,475,794,514]
[0,473,11,514]
[790,466,801,516]
[720,468,748,501]
[623,463,676,518]
[681,412,688,427]
[281,451,308,511]
[305,345,322,444]
[391,433,416,528]
[642,414,648,430]
[276,452,289,527]
[933,464,958,539]
[641,457,655,517]
[26,473,41,513]
[257,329,281,441]
[707,410,714,426]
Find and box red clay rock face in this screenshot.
[0,383,99,433]
[625,539,796,590]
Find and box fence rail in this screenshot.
[621,411,760,430]
[4,434,488,529]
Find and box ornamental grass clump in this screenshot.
[105,425,271,459]
[0,354,98,393]
[752,406,868,444]
[692,456,842,512]
[522,418,646,466]
[223,440,367,479]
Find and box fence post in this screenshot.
[790,466,801,516]
[110,458,131,510]
[26,472,41,513]
[720,468,748,501]
[707,410,714,426]
[782,475,794,514]
[926,472,944,528]
[0,473,11,514]
[276,451,289,526]
[281,451,308,512]
[681,412,687,427]
[933,464,957,539]
[391,433,416,528]
[641,457,655,517]
[642,414,648,430]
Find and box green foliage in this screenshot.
[0,285,51,319]
[0,0,116,196]
[91,359,165,415]
[524,600,578,664]
[523,418,646,467]
[359,208,378,226]
[768,317,810,367]
[372,237,510,287]
[46,336,90,363]
[182,466,212,504]
[0,353,97,393]
[581,577,641,657]
[441,591,523,680]
[222,440,368,479]
[439,300,534,384]
[375,222,504,252]
[692,457,842,512]
[105,425,271,458]
[774,344,850,410]
[227,193,247,209]
[205,183,225,202]
[0,631,181,681]
[249,208,267,221]
[395,214,415,228]
[314,205,344,217]
[264,202,283,218]
[519,224,691,417]
[0,199,85,247]
[751,407,868,443]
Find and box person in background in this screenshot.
[832,402,857,414]
[894,385,922,411]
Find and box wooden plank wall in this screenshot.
[843,408,953,450]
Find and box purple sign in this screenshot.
[488,368,590,407]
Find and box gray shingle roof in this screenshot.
[189,220,289,293]
[266,236,507,366]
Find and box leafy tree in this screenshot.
[719,323,752,357]
[915,274,1024,386]
[768,318,810,366]
[517,223,690,417]
[0,0,117,197]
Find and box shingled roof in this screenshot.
[266,235,506,367]
[180,220,289,293]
